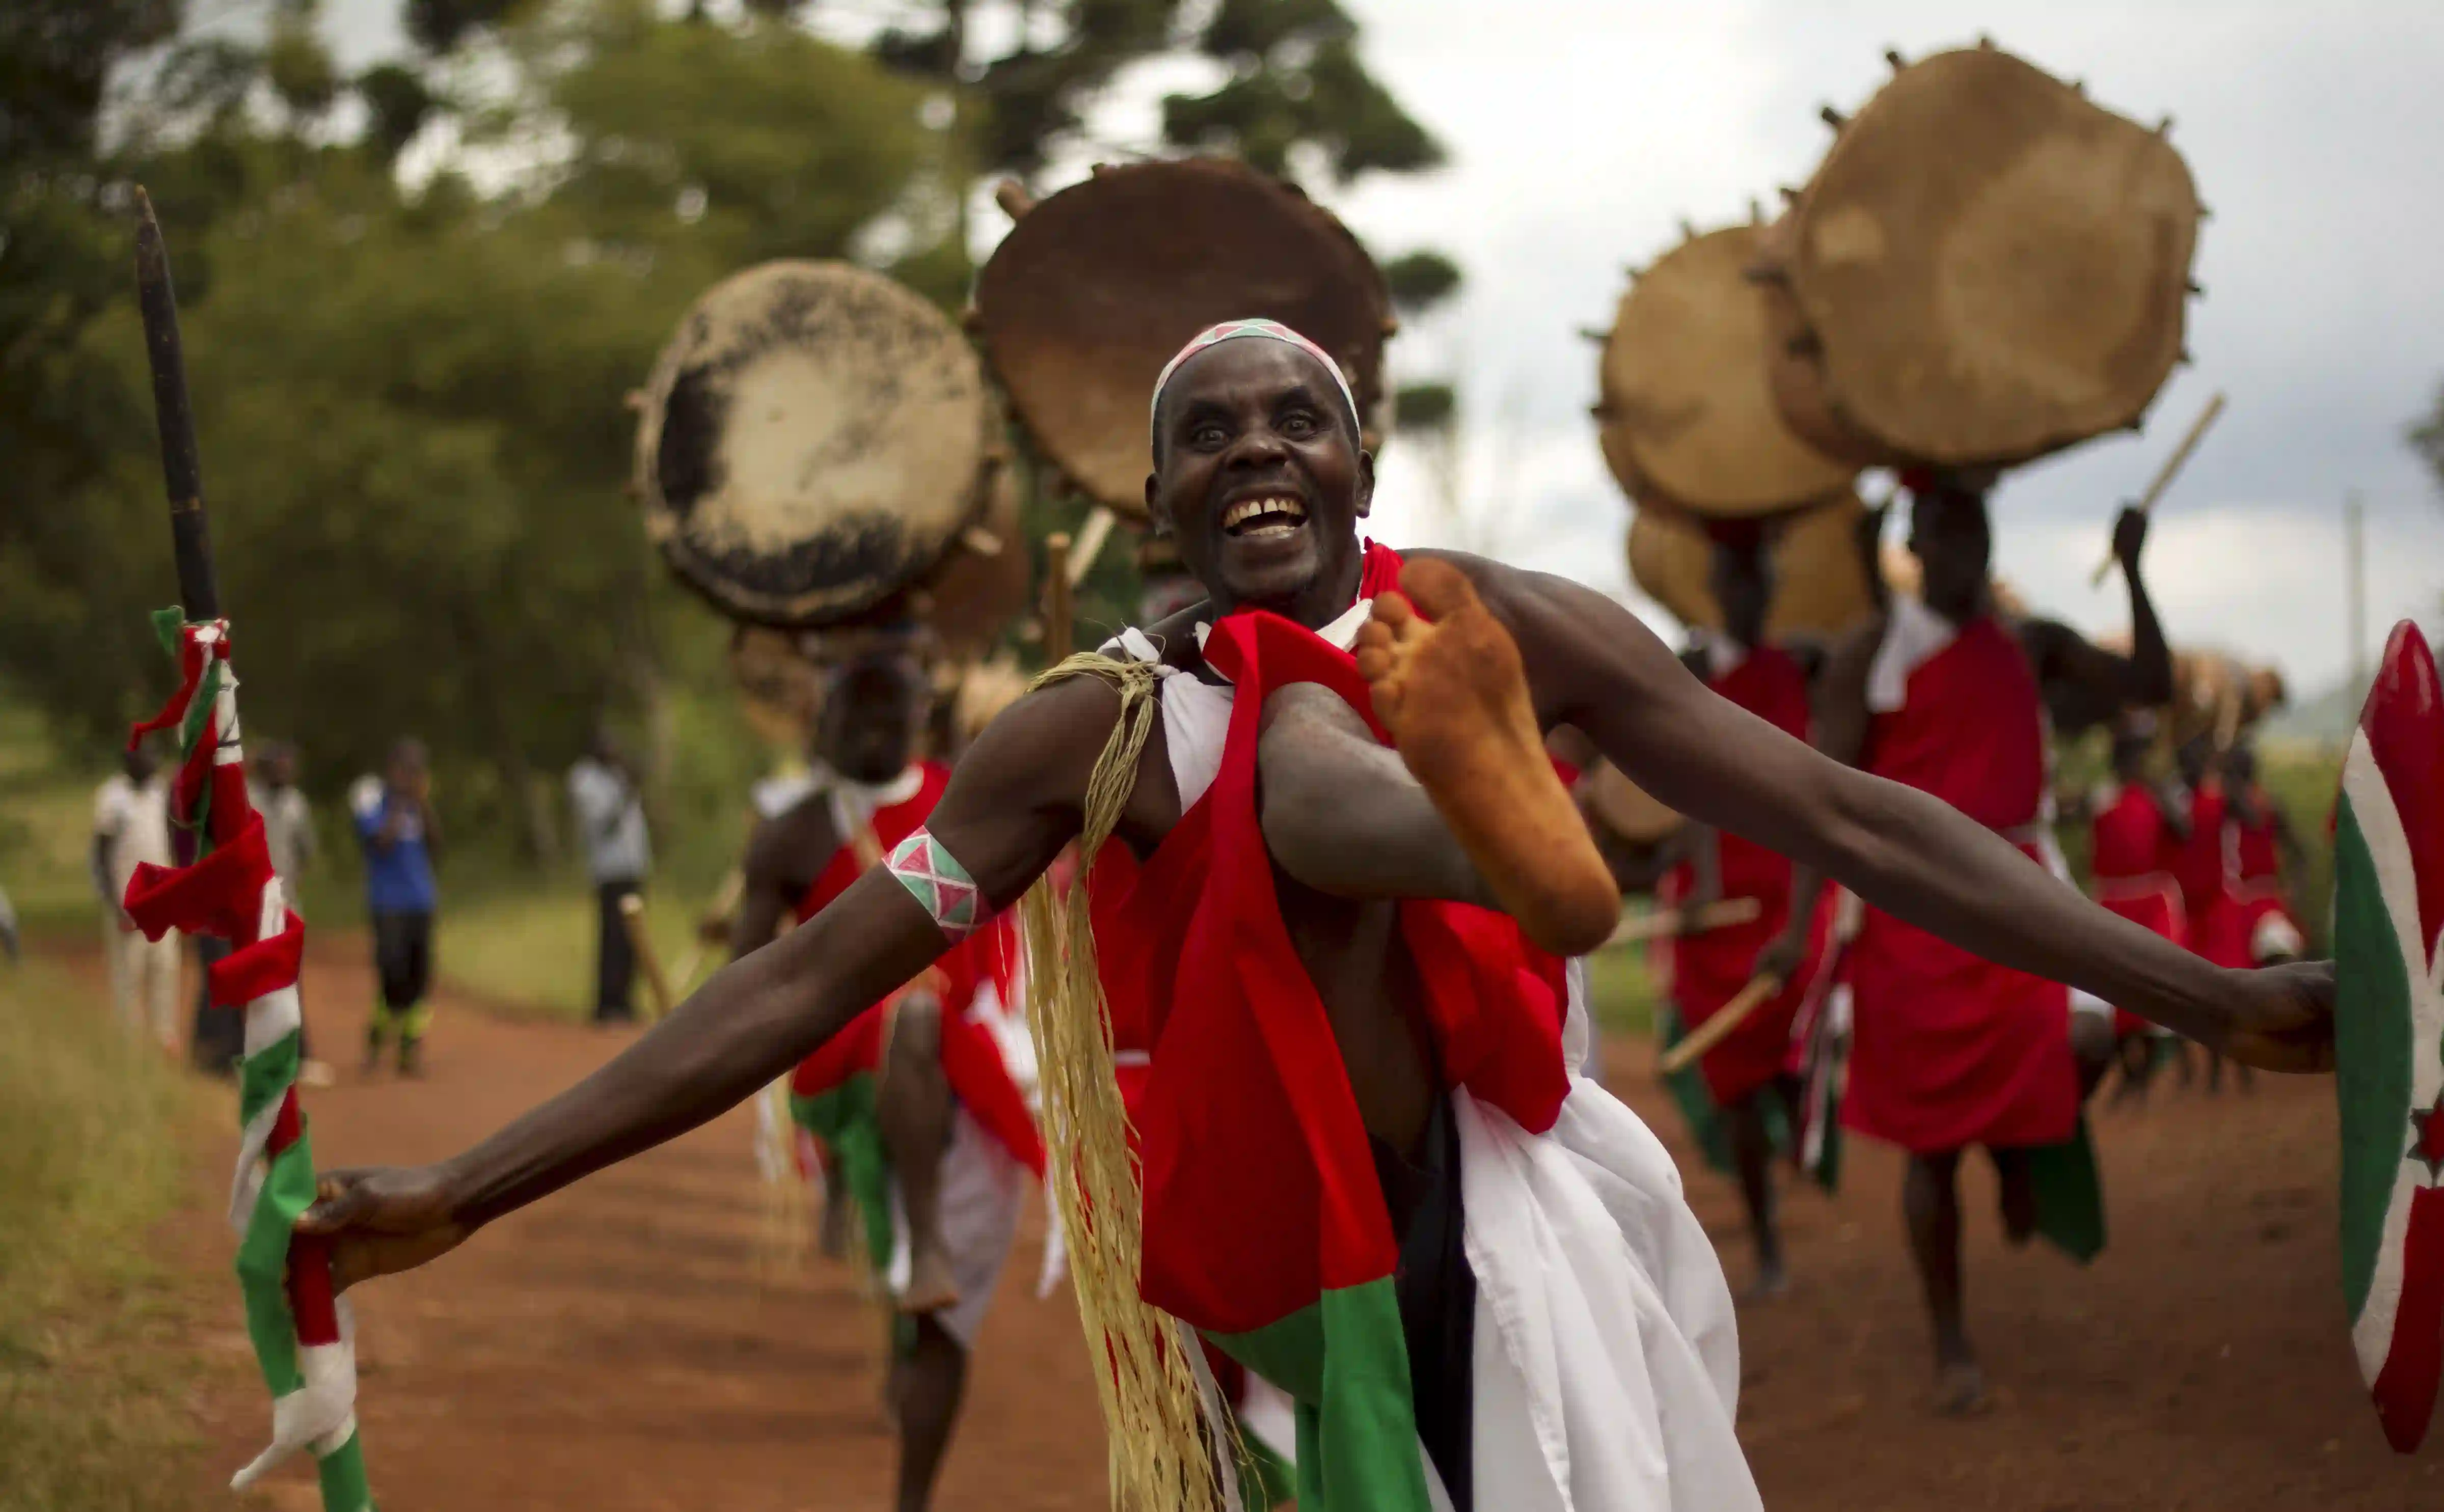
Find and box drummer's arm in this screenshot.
[2112,506,2175,707]
[2027,509,2175,723]
[302,681,1116,1284]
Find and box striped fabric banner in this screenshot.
[122,613,373,1508]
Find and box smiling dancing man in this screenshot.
[303,320,2330,1511]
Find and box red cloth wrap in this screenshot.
[1841,616,2079,1154]
[2089,782,2189,1035]
[1088,543,1570,1334]
[1659,647,1825,1103]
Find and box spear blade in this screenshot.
[132,186,221,622]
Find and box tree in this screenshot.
[1162,0,1442,182]
[0,2,959,870]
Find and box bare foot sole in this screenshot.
[1356,560,1619,957]
[1932,1360,1991,1418]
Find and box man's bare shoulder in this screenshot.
[970,672,1127,773]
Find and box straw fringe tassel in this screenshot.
[1020,653,1238,1512]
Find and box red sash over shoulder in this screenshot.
[1090,543,1571,1335]
[1842,616,2079,1154]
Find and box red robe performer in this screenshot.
[2175,774,2246,968]
[2226,783,2306,964]
[2089,778,2189,1037]
[1842,606,2082,1154]
[784,760,1044,1346]
[1659,644,1826,1104]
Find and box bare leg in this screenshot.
[1904,1149,1986,1415]
[1990,1145,2038,1247]
[2108,1034,2154,1107]
[1354,560,1619,957]
[877,993,959,1314]
[1259,682,1505,913]
[1725,1092,1788,1299]
[890,1316,968,1512]
[815,1146,854,1260]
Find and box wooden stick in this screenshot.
[2090,391,2227,587]
[994,180,1036,220]
[1608,896,1762,945]
[669,867,746,989]
[620,892,676,1021]
[133,189,221,623]
[1657,973,1784,1077]
[1044,532,1075,662]
[1066,506,1119,588]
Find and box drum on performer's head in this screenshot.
[1597,219,1856,523]
[972,157,1394,517]
[1749,43,2203,472]
[634,260,996,628]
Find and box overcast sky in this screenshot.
[307,0,2444,693]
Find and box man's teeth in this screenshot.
[1223,496,1309,533]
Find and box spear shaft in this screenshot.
[133,187,221,623]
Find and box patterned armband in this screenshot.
[886,827,995,942]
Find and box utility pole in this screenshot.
[2345,490,2368,690]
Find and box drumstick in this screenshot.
[620,892,677,1021]
[1608,896,1763,945]
[1066,506,1119,588]
[1044,531,1075,662]
[2089,391,2226,588]
[1657,973,1784,1077]
[668,867,747,988]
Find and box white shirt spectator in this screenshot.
[93,772,172,898]
[252,780,317,888]
[568,757,650,885]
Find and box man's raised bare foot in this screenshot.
[1356,559,1619,957]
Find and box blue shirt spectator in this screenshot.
[352,776,437,915]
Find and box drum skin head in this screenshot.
[636,261,989,626]
[974,158,1391,517]
[1598,223,1855,516]
[1758,46,2202,470]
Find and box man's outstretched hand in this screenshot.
[2217,958,2336,1074]
[297,1165,471,1293]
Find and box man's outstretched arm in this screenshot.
[1474,562,2330,1070]
[300,676,1123,1290]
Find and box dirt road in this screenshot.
[142,940,2432,1509]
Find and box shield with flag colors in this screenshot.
[2332,619,2444,1453]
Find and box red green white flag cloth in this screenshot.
[121,615,373,1509]
[1090,551,1760,1509]
[2333,619,2444,1453]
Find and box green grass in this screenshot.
[0,702,112,942]
[0,956,228,1512]
[438,881,722,1022]
[1585,939,1660,1042]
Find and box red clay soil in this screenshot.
[119,937,2436,1510]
